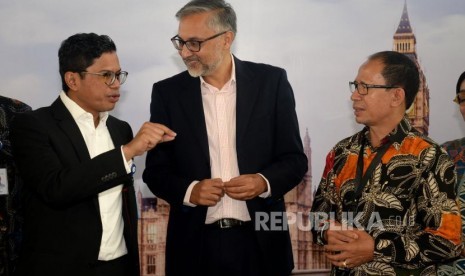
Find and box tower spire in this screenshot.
[395,0,413,34]
[393,0,416,55]
[392,0,429,135]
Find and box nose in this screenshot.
[350,90,361,101]
[109,78,121,89]
[179,45,193,58]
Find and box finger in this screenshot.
[225,191,252,200]
[151,123,177,137]
[161,134,176,142]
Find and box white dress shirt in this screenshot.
[60,91,130,260]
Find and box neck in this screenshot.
[203,53,232,89]
[93,114,100,128]
[368,119,403,147]
[368,128,389,148]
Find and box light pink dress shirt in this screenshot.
[182,57,270,223]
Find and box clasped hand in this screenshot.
[190,174,267,206]
[324,220,374,269]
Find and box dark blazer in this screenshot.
[143,57,308,276]
[10,98,140,276]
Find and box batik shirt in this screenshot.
[437,138,465,276]
[311,117,462,275]
[0,95,32,275]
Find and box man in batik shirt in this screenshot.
[311,51,462,276]
[0,95,32,275]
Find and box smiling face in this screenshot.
[176,11,231,78]
[66,52,122,120]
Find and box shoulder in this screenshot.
[0,96,32,125]
[236,58,286,77]
[107,115,130,129]
[12,105,50,125]
[333,131,362,151]
[441,137,465,150]
[153,71,194,88]
[0,95,32,113]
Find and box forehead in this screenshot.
[356,59,385,83]
[178,12,215,39]
[87,52,120,71]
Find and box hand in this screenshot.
[190,178,225,206]
[123,122,176,160]
[223,174,267,200]
[324,221,374,269]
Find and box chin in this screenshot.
[354,117,364,124]
[187,68,202,78]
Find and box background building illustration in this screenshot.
[137,192,169,276]
[285,129,331,270]
[393,2,430,134]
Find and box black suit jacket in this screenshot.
[143,57,308,276]
[11,98,140,276]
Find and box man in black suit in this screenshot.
[143,1,307,275]
[11,33,176,276]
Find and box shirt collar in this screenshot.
[59,91,109,124]
[362,115,412,147]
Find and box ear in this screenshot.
[223,31,235,50]
[65,72,79,91]
[391,87,405,108]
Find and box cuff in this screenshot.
[257,173,271,198]
[183,181,199,207]
[120,146,132,174]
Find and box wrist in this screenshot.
[122,145,134,161]
[317,221,330,246]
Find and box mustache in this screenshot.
[183,56,200,63]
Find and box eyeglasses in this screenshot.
[80,70,128,86]
[170,31,228,52]
[349,81,399,95]
[454,91,465,105]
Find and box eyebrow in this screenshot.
[176,34,207,41]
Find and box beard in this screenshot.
[183,52,223,78]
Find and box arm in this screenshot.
[224,68,307,201]
[143,82,199,206]
[262,69,307,199]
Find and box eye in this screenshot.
[186,41,198,48]
[102,71,113,78]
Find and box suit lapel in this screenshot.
[51,98,91,161]
[235,57,260,146]
[178,75,210,161]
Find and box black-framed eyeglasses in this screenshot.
[349,81,399,95]
[454,91,465,105]
[80,70,128,86]
[170,31,228,52]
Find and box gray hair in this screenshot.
[176,0,237,35]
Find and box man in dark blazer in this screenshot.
[143,1,307,275]
[11,33,176,276]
